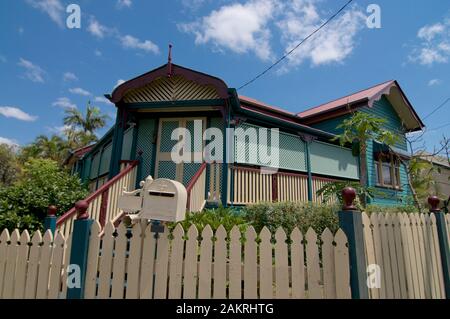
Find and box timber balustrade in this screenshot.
[56,160,138,238]
[186,162,207,212]
[229,164,338,205]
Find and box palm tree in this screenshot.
[20,135,69,165]
[63,102,109,135]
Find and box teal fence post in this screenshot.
[44,205,57,234]
[429,196,450,298]
[66,200,93,299]
[338,187,369,299]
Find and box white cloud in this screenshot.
[47,125,71,135]
[0,106,38,122]
[114,79,126,89]
[0,137,19,147]
[409,19,450,66]
[0,55,6,63]
[94,96,113,105]
[52,97,77,109]
[63,72,78,82]
[25,0,64,27]
[69,87,92,96]
[428,79,441,86]
[181,0,208,11]
[119,35,160,54]
[180,0,365,66]
[88,17,111,38]
[179,0,278,61]
[18,27,25,35]
[277,1,366,69]
[94,49,103,57]
[418,23,446,42]
[117,0,132,9]
[18,58,45,83]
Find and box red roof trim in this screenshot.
[110,63,230,103]
[297,80,395,118]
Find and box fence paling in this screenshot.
[76,221,350,300]
[0,229,70,300]
[362,212,448,300]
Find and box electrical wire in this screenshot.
[237,0,354,91]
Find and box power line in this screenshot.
[430,122,450,131]
[423,97,450,120]
[237,0,354,91]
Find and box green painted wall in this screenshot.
[135,118,156,181]
[311,96,412,205]
[234,122,307,172]
[310,141,359,180]
[121,127,134,160]
[99,143,112,176]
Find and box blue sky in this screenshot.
[0,0,449,153]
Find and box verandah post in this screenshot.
[338,187,369,299]
[44,205,57,234]
[429,196,450,298]
[67,200,93,299]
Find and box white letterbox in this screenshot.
[141,179,187,222]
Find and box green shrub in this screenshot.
[243,202,340,235]
[170,206,250,234]
[0,158,88,232]
[365,204,419,215]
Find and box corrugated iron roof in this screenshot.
[297,80,395,118]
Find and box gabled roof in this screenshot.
[297,80,425,132]
[109,63,230,103]
[297,80,395,118]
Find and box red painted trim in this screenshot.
[186,162,207,193]
[56,160,139,226]
[111,63,229,103]
[186,162,207,209]
[99,189,109,228]
[271,174,278,202]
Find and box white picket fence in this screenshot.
[83,222,351,299]
[0,229,71,299]
[362,212,446,299]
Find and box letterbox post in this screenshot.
[44,205,57,234]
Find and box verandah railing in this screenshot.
[186,162,207,212]
[228,165,338,205]
[56,161,138,238]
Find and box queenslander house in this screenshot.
[60,56,425,235]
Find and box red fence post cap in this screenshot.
[342,187,357,211]
[47,205,57,217]
[428,196,440,213]
[75,200,90,220]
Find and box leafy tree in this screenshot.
[334,112,398,204]
[19,135,69,165]
[64,103,109,135]
[0,158,88,232]
[0,144,20,187]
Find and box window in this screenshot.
[374,153,401,188]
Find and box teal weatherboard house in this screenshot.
[60,57,425,234]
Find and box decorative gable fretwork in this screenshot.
[123,75,221,103]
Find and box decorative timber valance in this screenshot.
[110,63,229,104]
[122,75,221,103]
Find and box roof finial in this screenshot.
[167,43,173,77]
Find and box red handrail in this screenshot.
[56,160,139,226]
[186,162,207,209]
